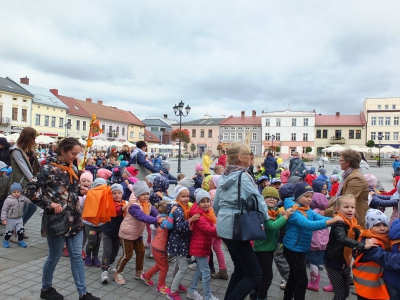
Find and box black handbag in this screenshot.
[232,171,266,241]
[42,208,70,238]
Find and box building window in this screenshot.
[102,124,105,133]
[12,107,18,121]
[250,146,256,153]
[385,132,390,140]
[223,132,229,140]
[130,132,134,138]
[238,127,243,130]
[265,133,270,140]
[371,117,376,125]
[150,127,158,131]
[83,121,87,131]
[393,105,396,109]
[44,116,49,126]
[36,114,41,125]
[200,130,205,138]
[59,118,64,127]
[394,132,399,141]
[385,105,389,109]
[116,127,120,136]
[208,129,212,138]
[76,120,80,130]
[316,130,321,138]
[395,117,399,125]
[109,126,112,136]
[276,118,281,126]
[303,118,309,126]
[67,119,72,129]
[292,118,296,126]
[378,105,381,109]
[245,127,250,130]
[51,116,56,127]
[356,130,361,139]
[275,133,280,141]
[224,127,229,129]
[385,117,391,125]
[230,132,235,140]
[21,109,27,122]
[349,130,354,139]
[192,129,196,137]
[291,133,296,141]
[122,127,125,136]
[303,133,308,141]
[237,132,243,141]
[252,127,258,130]
[371,132,376,140]
[252,133,257,141]
[265,118,270,126]
[335,130,341,139]
[378,117,383,125]
[323,130,328,138]
[0,106,2,119]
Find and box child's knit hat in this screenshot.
[283,164,289,169]
[10,182,22,193]
[97,168,112,180]
[128,177,139,184]
[195,188,211,204]
[312,180,325,193]
[93,178,107,187]
[195,163,204,172]
[293,182,314,201]
[278,183,294,200]
[111,183,123,193]
[174,186,189,200]
[202,175,212,192]
[161,160,171,170]
[330,174,340,183]
[332,167,340,175]
[310,193,329,210]
[0,161,7,172]
[120,161,129,168]
[146,173,161,184]
[211,175,221,188]
[309,167,315,175]
[132,181,150,197]
[262,187,279,200]
[80,171,93,183]
[153,176,169,192]
[124,166,139,178]
[179,177,195,188]
[319,168,326,175]
[365,208,388,229]
[364,174,377,188]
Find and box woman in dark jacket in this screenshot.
[24,137,100,300]
[264,152,278,179]
[0,137,11,167]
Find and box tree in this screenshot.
[306,146,312,159]
[190,143,196,155]
[366,140,375,158]
[276,146,281,153]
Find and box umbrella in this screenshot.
[5,133,20,143]
[379,145,397,153]
[123,141,135,148]
[93,140,111,147]
[112,141,123,147]
[36,135,55,144]
[321,144,346,152]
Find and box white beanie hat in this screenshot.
[365,208,389,229]
[194,188,211,204]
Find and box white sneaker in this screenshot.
[209,295,219,300]
[188,263,197,270]
[187,290,203,300]
[101,271,109,284]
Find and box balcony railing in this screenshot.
[330,137,345,144]
[0,117,11,125]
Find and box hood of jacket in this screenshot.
[219,166,248,192]
[130,147,144,159]
[266,156,275,162]
[312,180,325,193]
[389,218,400,240]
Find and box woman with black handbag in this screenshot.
[24,137,100,300]
[213,141,269,300]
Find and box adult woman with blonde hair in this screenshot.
[202,149,215,177]
[213,141,268,300]
[9,127,40,241]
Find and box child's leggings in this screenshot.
[283,247,307,300]
[145,249,169,287]
[170,256,188,293]
[101,234,120,271]
[116,238,145,273]
[325,264,351,300]
[146,223,152,244]
[212,237,226,270]
[84,224,103,258]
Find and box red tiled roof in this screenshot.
[115,109,145,127]
[315,112,366,126]
[220,115,261,126]
[144,129,161,143]
[57,95,91,117]
[77,99,127,123]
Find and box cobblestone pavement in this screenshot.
[0,159,394,299]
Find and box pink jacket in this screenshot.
[310,208,329,251]
[280,170,290,184]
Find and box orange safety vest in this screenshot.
[352,242,390,300]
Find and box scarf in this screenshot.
[292,204,309,218]
[336,167,354,197]
[178,202,191,220]
[202,207,217,224]
[139,200,151,215]
[51,162,79,183]
[358,229,390,251]
[337,212,363,266]
[268,208,280,220]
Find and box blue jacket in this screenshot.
[161,168,177,185]
[283,198,330,253]
[193,174,203,189]
[370,192,399,210]
[263,156,278,178]
[153,157,162,169]
[213,167,268,239]
[393,160,400,171]
[384,219,400,290]
[129,148,159,173]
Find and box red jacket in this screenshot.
[189,203,218,257]
[329,182,339,197]
[305,174,317,186]
[217,155,227,168]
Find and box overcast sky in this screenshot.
[2,1,400,121]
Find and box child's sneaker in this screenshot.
[178,284,187,293]
[113,272,126,285]
[166,291,182,300]
[140,273,154,286]
[40,287,64,300]
[188,263,197,270]
[156,285,170,294]
[101,271,109,284]
[85,256,92,267]
[187,290,203,300]
[62,247,69,257]
[2,240,10,248]
[209,295,219,300]
[17,240,27,248]
[92,257,101,267]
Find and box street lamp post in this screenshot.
[64,121,72,137]
[378,132,383,167]
[173,100,191,173]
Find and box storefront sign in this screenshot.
[11,126,25,130]
[40,133,59,137]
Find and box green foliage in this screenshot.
[306,146,312,153]
[190,143,196,154]
[276,146,281,152]
[302,158,310,162]
[366,140,375,148]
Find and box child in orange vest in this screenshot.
[323,195,377,299]
[353,209,400,300]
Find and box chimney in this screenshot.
[241,111,245,119]
[163,114,168,119]
[86,98,92,103]
[20,76,29,85]
[49,89,58,96]
[252,110,256,117]
[336,112,340,116]
[97,100,103,105]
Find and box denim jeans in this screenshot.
[387,282,400,300]
[170,256,188,293]
[222,238,262,300]
[189,256,212,299]
[42,230,87,296]
[23,202,37,224]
